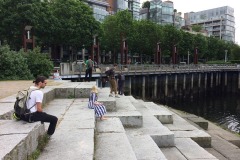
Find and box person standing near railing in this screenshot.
[105,64,120,98]
[85,56,94,82]
[117,71,125,95]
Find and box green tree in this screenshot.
[230,44,240,60]
[142,1,150,9]
[161,25,182,61]
[128,20,162,62]
[0,0,100,50]
[0,0,44,50]
[101,10,133,63]
[178,31,194,62]
[192,25,203,32]
[193,34,207,61]
[49,0,99,48]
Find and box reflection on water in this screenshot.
[156,93,240,134]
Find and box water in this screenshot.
[128,73,240,134]
[154,93,240,134]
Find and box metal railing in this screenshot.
[59,62,240,76]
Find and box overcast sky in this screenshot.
[140,0,240,44]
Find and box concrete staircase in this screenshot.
[0,81,225,159]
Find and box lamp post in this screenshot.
[194,47,198,64]
[173,9,177,27]
[82,45,85,62]
[225,50,228,62]
[187,50,190,65]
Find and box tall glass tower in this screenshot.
[85,0,110,22]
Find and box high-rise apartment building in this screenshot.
[184,6,235,42]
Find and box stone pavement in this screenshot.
[0,80,240,160]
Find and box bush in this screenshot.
[22,48,54,78]
[0,45,54,80]
[0,46,33,80]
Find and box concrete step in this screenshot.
[174,138,217,159]
[98,88,116,112]
[165,114,212,147]
[55,82,95,98]
[161,138,218,160]
[143,102,173,124]
[209,134,240,160]
[127,135,167,160]
[0,102,14,120]
[95,117,137,160]
[105,96,143,127]
[126,100,174,147]
[38,100,95,160]
[0,120,45,160]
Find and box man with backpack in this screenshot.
[85,56,94,82]
[14,76,58,137]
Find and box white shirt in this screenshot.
[26,86,43,113]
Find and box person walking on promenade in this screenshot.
[117,71,125,95]
[105,64,120,98]
[21,76,58,137]
[88,85,107,120]
[85,56,94,82]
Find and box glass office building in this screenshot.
[148,0,184,27]
[86,0,110,22]
[128,0,140,20]
[184,6,235,42]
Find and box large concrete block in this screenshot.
[106,111,143,127]
[187,117,208,130]
[98,98,116,112]
[75,88,91,98]
[144,102,173,124]
[95,133,137,160]
[0,103,14,120]
[173,130,211,148]
[42,88,55,106]
[0,120,45,160]
[55,88,75,98]
[128,135,167,160]
[175,138,217,159]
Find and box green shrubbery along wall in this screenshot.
[0,45,53,80]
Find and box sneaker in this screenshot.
[115,95,120,98]
[109,94,113,97]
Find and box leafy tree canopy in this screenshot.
[142,1,150,9]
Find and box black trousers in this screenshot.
[22,112,58,135]
[118,80,125,95]
[85,68,92,82]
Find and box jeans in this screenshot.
[23,112,58,135]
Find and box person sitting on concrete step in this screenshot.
[88,85,107,120]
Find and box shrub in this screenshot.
[22,48,54,78]
[0,46,33,80]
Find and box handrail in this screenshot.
[59,63,240,76]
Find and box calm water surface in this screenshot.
[155,93,240,134]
